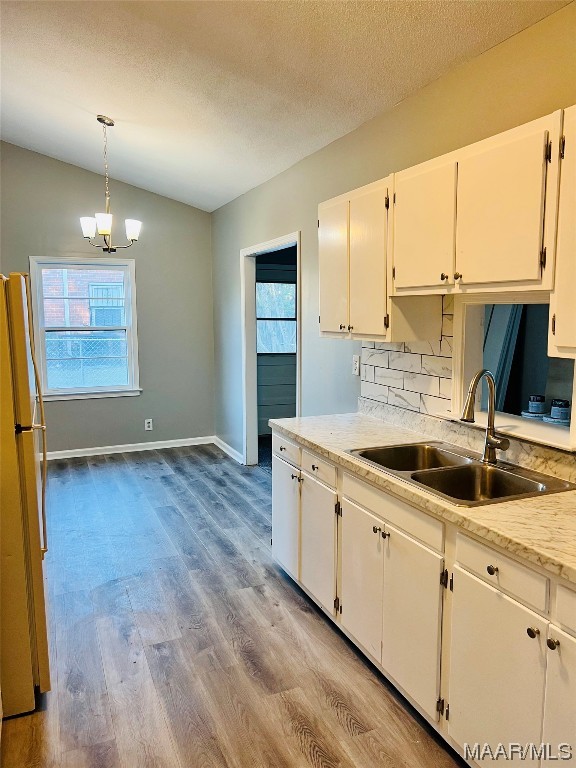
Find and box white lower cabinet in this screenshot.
[340,498,385,661]
[340,499,444,722]
[300,472,337,614]
[448,566,548,762]
[271,455,300,579]
[381,523,444,721]
[270,436,576,766]
[542,626,576,766]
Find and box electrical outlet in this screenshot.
[352,354,360,376]
[144,419,153,431]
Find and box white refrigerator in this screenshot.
[0,272,50,717]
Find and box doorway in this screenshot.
[240,232,301,466]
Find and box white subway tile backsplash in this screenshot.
[422,355,452,378]
[440,336,453,357]
[443,295,455,314]
[439,377,453,399]
[420,394,453,415]
[375,367,404,387]
[361,349,389,367]
[361,364,375,383]
[404,340,442,356]
[360,307,454,415]
[388,351,422,373]
[375,341,404,351]
[361,380,389,403]
[388,387,421,411]
[403,372,440,397]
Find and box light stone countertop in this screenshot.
[269,412,576,588]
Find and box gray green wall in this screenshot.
[211,2,576,456]
[0,142,214,452]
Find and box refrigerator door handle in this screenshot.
[23,274,48,557]
[32,421,48,557]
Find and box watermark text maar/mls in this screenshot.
[464,743,573,761]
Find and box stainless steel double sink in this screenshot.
[348,442,576,507]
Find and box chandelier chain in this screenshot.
[102,122,110,205]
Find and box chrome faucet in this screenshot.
[460,369,510,465]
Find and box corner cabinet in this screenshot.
[318,177,442,342]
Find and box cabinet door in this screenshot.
[543,626,576,765]
[448,567,547,760]
[300,473,337,614]
[318,198,349,334]
[381,524,444,721]
[271,455,300,579]
[349,185,388,336]
[456,122,550,286]
[393,160,456,290]
[550,106,576,353]
[340,498,384,661]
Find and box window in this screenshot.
[256,282,296,353]
[30,257,140,399]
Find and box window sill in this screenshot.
[43,388,142,402]
[433,408,574,453]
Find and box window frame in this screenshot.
[255,281,297,355]
[452,291,576,452]
[29,256,141,401]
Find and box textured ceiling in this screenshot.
[0,1,569,211]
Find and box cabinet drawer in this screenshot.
[301,450,336,488]
[456,534,548,612]
[342,473,444,552]
[556,584,576,635]
[272,433,300,467]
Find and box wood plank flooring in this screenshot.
[1,444,465,768]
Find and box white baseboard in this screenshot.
[212,436,244,464]
[47,435,246,465]
[47,435,217,461]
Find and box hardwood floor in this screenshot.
[1,444,465,768]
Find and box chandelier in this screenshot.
[80,115,142,253]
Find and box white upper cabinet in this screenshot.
[391,109,563,295]
[318,177,442,341]
[549,105,576,356]
[318,197,349,335]
[348,184,388,337]
[393,158,457,291]
[456,111,561,289]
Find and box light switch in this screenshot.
[352,354,360,376]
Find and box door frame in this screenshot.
[240,231,301,465]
